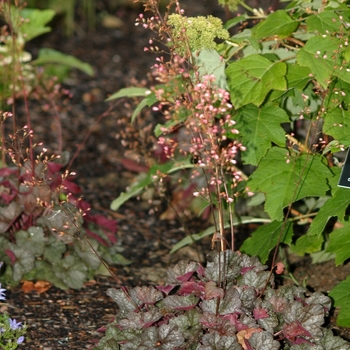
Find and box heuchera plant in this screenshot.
[0,2,129,289]
[93,250,350,350]
[0,157,130,290]
[107,0,350,326]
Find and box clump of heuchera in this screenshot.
[93,250,350,349]
[0,275,27,349]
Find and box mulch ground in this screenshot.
[3,2,350,349]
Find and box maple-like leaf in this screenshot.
[248,147,332,221]
[235,104,289,166]
[226,54,287,108]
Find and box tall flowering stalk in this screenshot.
[137,1,246,251]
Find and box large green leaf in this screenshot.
[323,108,350,140]
[297,36,341,88]
[306,11,344,35]
[252,10,299,40]
[235,104,289,166]
[291,174,350,255]
[326,222,350,265]
[329,276,350,327]
[285,63,312,90]
[240,220,293,263]
[226,54,287,108]
[20,8,55,41]
[32,48,94,76]
[307,186,350,236]
[248,147,332,221]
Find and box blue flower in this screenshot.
[0,283,6,301]
[9,318,22,330]
[17,336,25,344]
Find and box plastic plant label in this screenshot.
[338,149,350,189]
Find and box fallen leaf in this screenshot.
[21,280,51,294]
[237,328,262,350]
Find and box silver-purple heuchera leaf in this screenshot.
[138,324,184,350]
[106,288,140,313]
[119,307,163,329]
[163,294,198,310]
[133,286,163,305]
[199,332,241,350]
[95,251,350,350]
[166,260,198,284]
[204,250,241,283]
[248,330,280,350]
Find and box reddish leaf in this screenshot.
[156,285,175,295]
[253,307,269,320]
[282,321,312,344]
[77,199,91,212]
[47,162,62,174]
[5,249,16,264]
[223,313,248,331]
[121,157,149,173]
[205,281,224,300]
[63,178,81,194]
[179,281,205,297]
[0,167,17,177]
[85,229,109,246]
[90,214,117,233]
[241,266,255,274]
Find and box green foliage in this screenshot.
[0,4,93,107]
[0,313,27,349]
[108,0,350,328]
[94,251,350,349]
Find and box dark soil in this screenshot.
[3,2,350,349]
